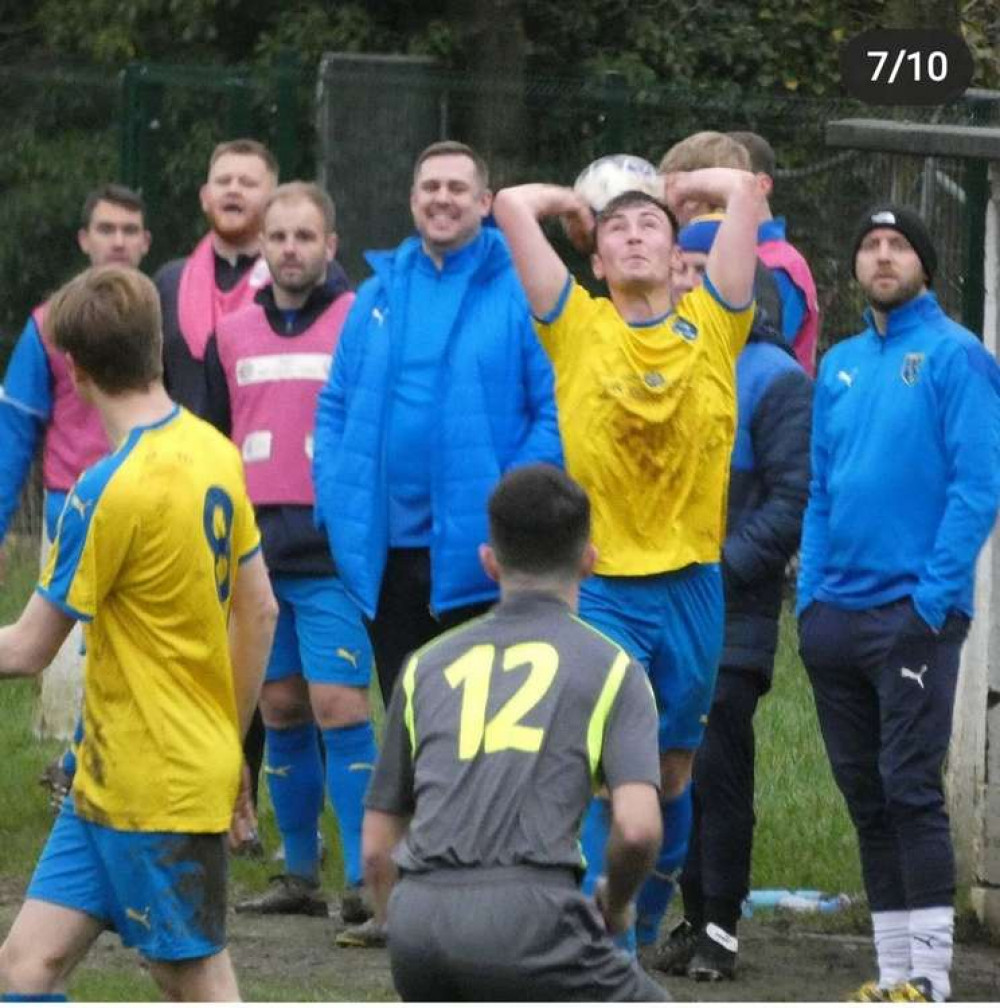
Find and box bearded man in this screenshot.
[154,138,279,424]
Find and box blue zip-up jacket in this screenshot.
[312,228,562,618]
[798,292,1000,629]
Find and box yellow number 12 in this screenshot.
[444,642,559,760]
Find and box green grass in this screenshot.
[751,608,862,895]
[0,538,65,877]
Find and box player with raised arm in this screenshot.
[493,162,763,951]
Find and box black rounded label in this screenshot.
[840,29,974,106]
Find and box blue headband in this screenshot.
[677,214,723,254]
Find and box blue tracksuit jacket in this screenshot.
[798,291,1000,630]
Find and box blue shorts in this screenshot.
[266,575,372,687]
[27,797,227,962]
[580,564,723,751]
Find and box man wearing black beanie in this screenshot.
[797,204,1000,1002]
[850,204,938,289]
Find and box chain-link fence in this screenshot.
[3,57,997,540]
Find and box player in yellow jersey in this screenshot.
[0,266,277,1002]
[493,165,763,952]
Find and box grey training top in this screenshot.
[366,591,660,874]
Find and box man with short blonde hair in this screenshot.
[726,130,820,375]
[658,132,751,174]
[264,181,337,233]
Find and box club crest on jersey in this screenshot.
[901,352,925,386]
[672,317,698,341]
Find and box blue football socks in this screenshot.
[322,722,377,888]
[264,723,324,882]
[635,783,693,946]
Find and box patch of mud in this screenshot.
[0,901,997,1002]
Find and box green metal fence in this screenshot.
[3,56,996,354]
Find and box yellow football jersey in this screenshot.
[39,406,261,833]
[535,280,752,576]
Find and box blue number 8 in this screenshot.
[202,487,235,603]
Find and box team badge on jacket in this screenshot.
[901,352,925,387]
[672,317,698,341]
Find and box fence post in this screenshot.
[119,63,142,189]
[601,70,628,154]
[274,47,301,180]
[966,161,1000,938]
[962,94,993,337]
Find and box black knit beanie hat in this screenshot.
[851,204,937,286]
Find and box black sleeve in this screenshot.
[364,676,416,816]
[753,260,784,338]
[154,259,184,398]
[601,659,660,791]
[201,334,231,436]
[723,368,813,585]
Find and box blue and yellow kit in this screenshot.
[38,405,261,834]
[535,278,753,576]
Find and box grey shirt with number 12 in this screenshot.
[365,591,661,875]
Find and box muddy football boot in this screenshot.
[234,874,328,916]
[687,923,738,981]
[649,918,699,975]
[335,917,387,948]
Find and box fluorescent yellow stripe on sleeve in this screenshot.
[586,651,630,783]
[402,655,419,758]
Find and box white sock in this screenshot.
[872,910,910,988]
[909,905,954,1001]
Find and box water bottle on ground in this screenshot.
[743,889,851,917]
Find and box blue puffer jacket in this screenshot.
[313,228,562,618]
[723,327,812,683]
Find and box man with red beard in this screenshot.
[155,139,278,426]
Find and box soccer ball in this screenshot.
[573,154,663,213]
